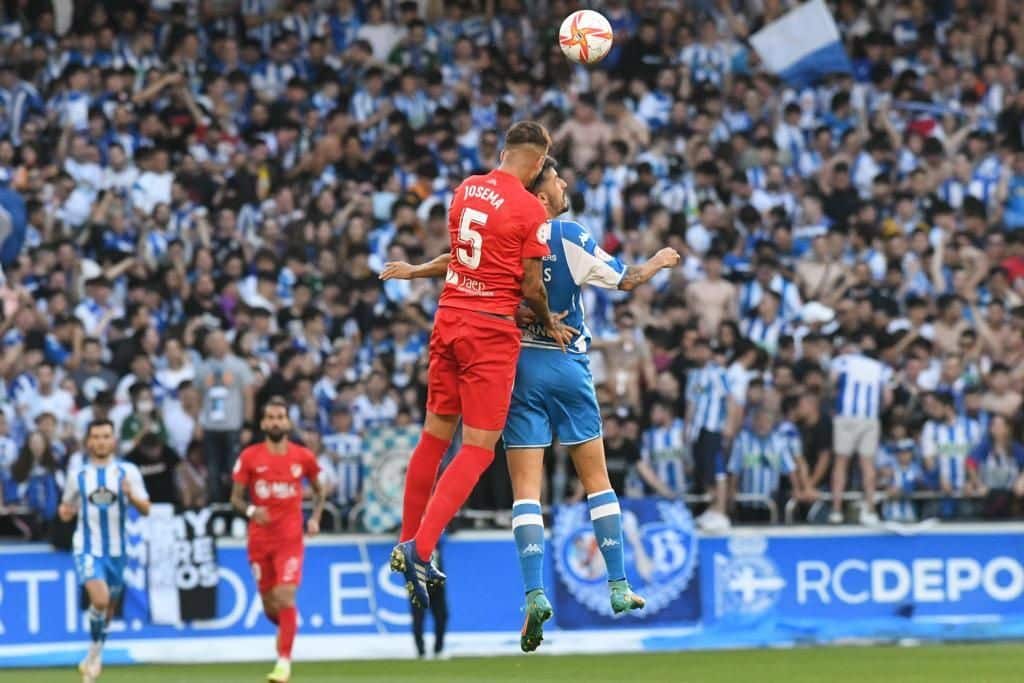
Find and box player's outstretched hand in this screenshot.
[380,261,414,280]
[654,247,681,269]
[251,506,270,525]
[307,517,320,536]
[546,314,580,352]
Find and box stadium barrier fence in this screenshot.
[4,502,1023,667]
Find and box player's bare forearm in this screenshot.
[133,497,152,516]
[229,481,249,517]
[310,478,326,524]
[380,254,451,280]
[618,248,680,291]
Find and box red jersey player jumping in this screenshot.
[391,121,575,607]
[231,396,325,683]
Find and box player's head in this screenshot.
[261,395,291,443]
[528,155,569,217]
[85,419,117,460]
[500,121,551,184]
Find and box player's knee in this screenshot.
[273,586,297,608]
[91,598,109,613]
[461,426,501,450]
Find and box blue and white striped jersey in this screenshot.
[62,459,149,558]
[321,432,363,506]
[775,420,803,461]
[641,418,689,495]
[738,274,803,321]
[687,362,732,434]
[831,353,892,419]
[741,315,787,356]
[881,461,924,522]
[921,417,983,491]
[728,428,796,499]
[521,220,629,355]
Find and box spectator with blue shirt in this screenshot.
[639,401,690,498]
[921,391,984,519]
[829,333,893,525]
[727,408,800,524]
[9,431,62,539]
[879,438,925,523]
[966,414,1024,519]
[686,337,741,532]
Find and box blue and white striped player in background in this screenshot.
[829,332,892,525]
[58,419,151,683]
[381,155,680,653]
[727,408,802,523]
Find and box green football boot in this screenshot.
[520,589,554,653]
[609,579,646,614]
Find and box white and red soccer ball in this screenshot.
[558,10,614,65]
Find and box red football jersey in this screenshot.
[440,169,550,316]
[232,441,320,546]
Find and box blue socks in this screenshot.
[512,499,545,594]
[88,605,107,644]
[588,489,626,582]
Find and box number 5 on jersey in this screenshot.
[457,208,487,270]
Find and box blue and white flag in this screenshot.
[749,0,851,88]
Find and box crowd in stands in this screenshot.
[3,0,1024,538]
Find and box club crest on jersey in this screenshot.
[553,499,697,618]
[87,486,117,507]
[537,222,551,245]
[291,463,303,479]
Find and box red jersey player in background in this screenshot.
[391,121,576,607]
[231,396,325,683]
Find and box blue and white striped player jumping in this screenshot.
[380,156,679,652]
[59,419,151,683]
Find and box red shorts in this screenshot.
[249,542,304,594]
[426,306,522,431]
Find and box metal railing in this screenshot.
[460,492,779,524]
[783,490,986,524]
[205,501,344,532]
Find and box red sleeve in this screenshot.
[305,449,321,480]
[520,197,550,260]
[232,448,250,485]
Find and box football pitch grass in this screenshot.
[2,643,1023,683]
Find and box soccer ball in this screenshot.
[558,10,614,65]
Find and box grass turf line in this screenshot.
[1,644,1022,683]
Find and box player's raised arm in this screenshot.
[618,248,681,291]
[379,253,452,280]
[560,220,680,292]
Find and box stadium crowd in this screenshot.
[2,0,1024,538]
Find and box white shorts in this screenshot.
[833,416,880,458]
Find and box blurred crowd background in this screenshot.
[2,0,1024,538]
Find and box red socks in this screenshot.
[400,431,451,541]
[413,444,494,562]
[277,606,297,659]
